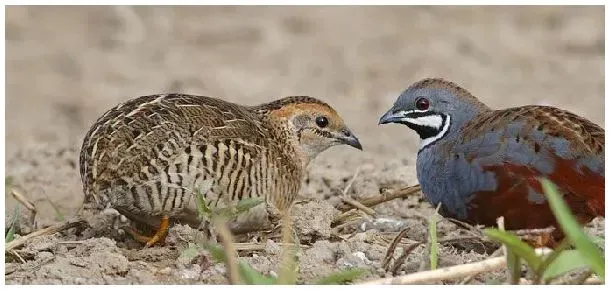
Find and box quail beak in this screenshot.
[337,129,363,150]
[378,108,407,125]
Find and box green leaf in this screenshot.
[534,238,571,283]
[484,228,541,270]
[203,243,228,263]
[238,262,277,285]
[315,268,367,285]
[195,180,213,220]
[204,242,277,284]
[540,179,605,279]
[179,243,202,263]
[542,250,590,281]
[235,197,264,215]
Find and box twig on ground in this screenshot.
[11,189,36,213]
[341,196,376,217]
[446,218,485,237]
[332,185,421,227]
[496,216,518,285]
[496,216,506,256]
[513,227,556,236]
[335,184,421,212]
[342,167,361,196]
[5,217,86,252]
[10,189,37,225]
[331,217,362,234]
[391,243,422,275]
[332,209,365,227]
[55,241,85,249]
[382,227,410,269]
[337,167,376,220]
[382,229,493,272]
[8,250,26,263]
[361,256,507,285]
[233,242,310,252]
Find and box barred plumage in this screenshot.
[79,94,361,245]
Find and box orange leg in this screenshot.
[125,215,170,247]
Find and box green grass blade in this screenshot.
[428,212,439,270]
[5,205,21,243]
[540,178,605,279]
[485,228,541,270]
[315,268,367,285]
[506,250,521,284]
[195,181,213,220]
[235,197,264,215]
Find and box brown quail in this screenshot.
[79,94,362,246]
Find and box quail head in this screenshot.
[79,94,362,246]
[379,78,604,242]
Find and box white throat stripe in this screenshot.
[420,115,451,149]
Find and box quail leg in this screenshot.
[125,215,170,247]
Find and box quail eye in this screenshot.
[315,116,329,128]
[415,97,430,111]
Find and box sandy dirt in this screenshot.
[4,6,605,285]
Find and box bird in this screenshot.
[79,94,362,247]
[379,78,604,242]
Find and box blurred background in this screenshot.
[5,6,605,222]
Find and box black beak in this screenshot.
[338,129,363,150]
[378,108,406,125]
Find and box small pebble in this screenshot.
[36,251,54,260]
[102,208,120,217]
[157,267,172,275]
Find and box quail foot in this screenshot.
[379,78,604,245]
[80,94,362,247]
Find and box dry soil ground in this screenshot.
[4,6,605,285]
